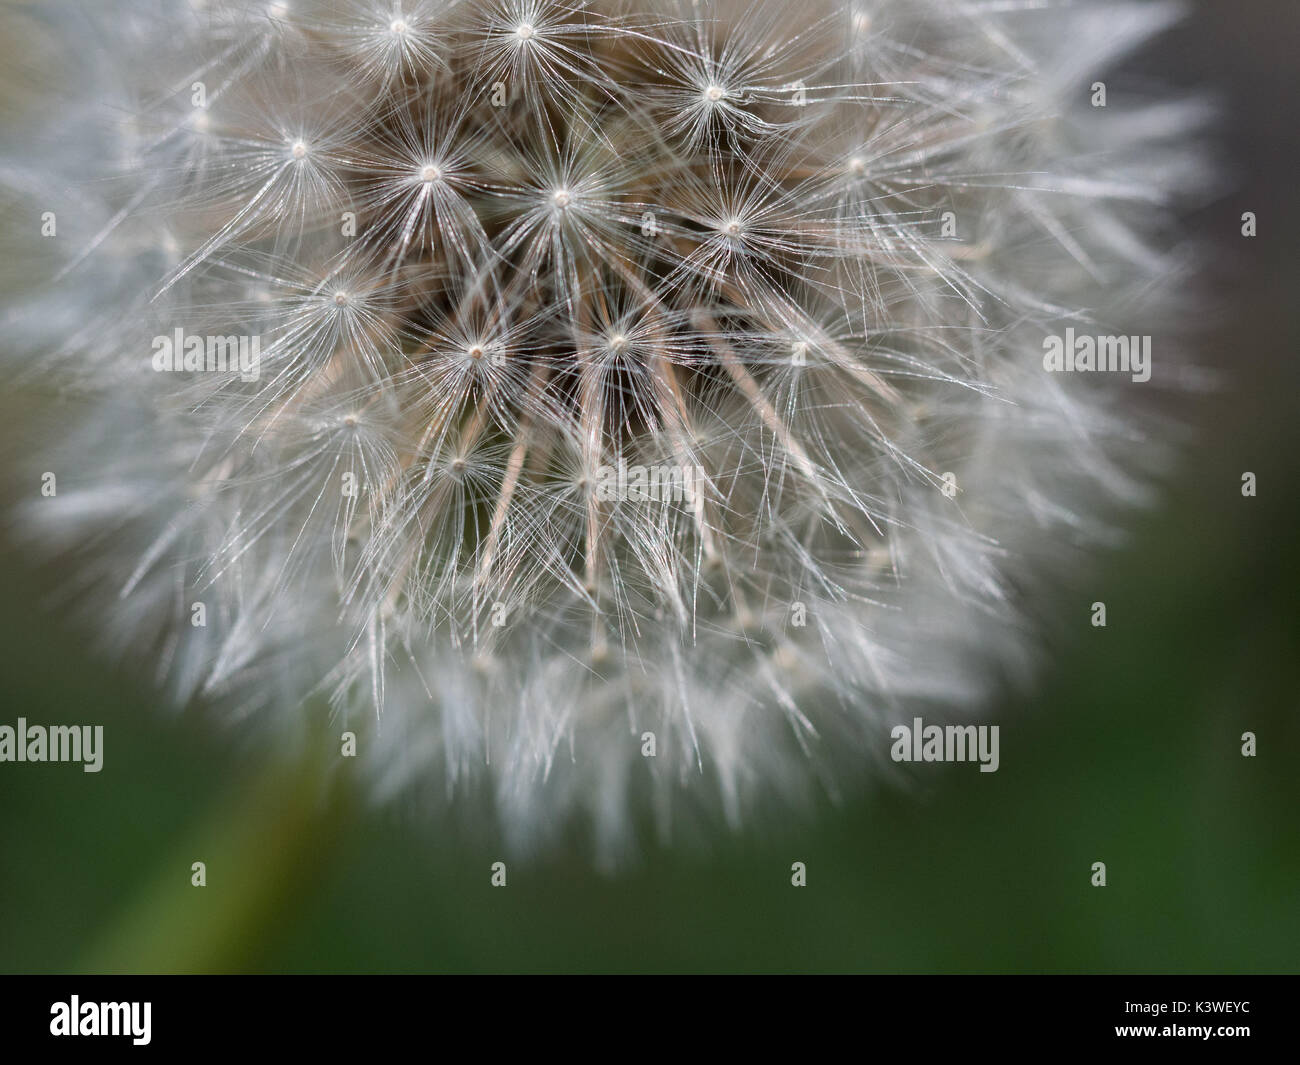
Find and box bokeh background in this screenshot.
[1,1,1296,973]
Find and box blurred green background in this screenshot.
[1,2,1297,972]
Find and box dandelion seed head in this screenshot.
[0,0,1207,863]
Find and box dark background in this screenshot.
[1,1,1296,972]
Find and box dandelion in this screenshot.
[1,0,1203,863]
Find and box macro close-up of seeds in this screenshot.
[2,0,1209,864]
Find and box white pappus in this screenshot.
[0,0,1208,863]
